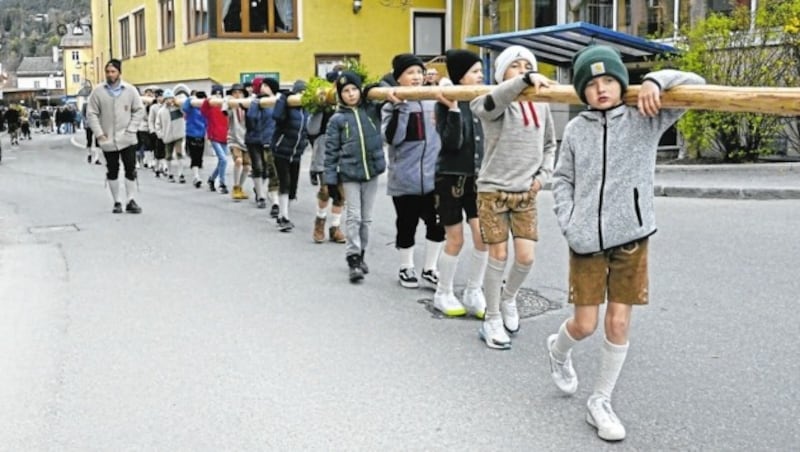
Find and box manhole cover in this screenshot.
[419,286,565,320]
[28,224,80,234]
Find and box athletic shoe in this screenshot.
[347,254,364,283]
[500,295,520,334]
[112,202,123,214]
[179,175,186,184]
[270,204,280,218]
[278,217,294,232]
[360,251,369,274]
[398,267,419,289]
[194,179,202,189]
[461,287,486,319]
[433,291,467,317]
[87,154,92,163]
[208,180,216,192]
[125,199,142,214]
[547,334,578,395]
[420,269,439,290]
[218,184,229,195]
[257,198,267,209]
[586,395,626,441]
[478,316,511,350]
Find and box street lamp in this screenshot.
[75,60,94,90]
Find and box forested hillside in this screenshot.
[0,0,91,71]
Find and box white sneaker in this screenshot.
[547,334,578,395]
[478,316,511,350]
[500,295,519,334]
[461,287,486,319]
[433,291,466,317]
[586,395,626,441]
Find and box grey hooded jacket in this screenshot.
[381,99,441,196]
[552,69,706,254]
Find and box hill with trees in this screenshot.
[0,0,91,72]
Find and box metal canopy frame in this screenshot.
[466,22,677,67]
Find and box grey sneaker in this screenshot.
[398,267,419,289]
[478,316,511,350]
[586,395,626,441]
[500,295,519,334]
[547,334,578,395]
[420,269,439,290]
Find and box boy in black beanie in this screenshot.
[547,45,705,442]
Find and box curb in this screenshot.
[656,162,800,174]
[653,185,800,200]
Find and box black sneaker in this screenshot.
[194,179,202,189]
[278,217,294,232]
[179,175,186,184]
[257,198,267,209]
[169,175,176,183]
[219,184,229,194]
[112,202,123,214]
[125,199,142,214]
[208,180,216,192]
[399,268,419,289]
[348,255,365,283]
[360,251,369,274]
[270,204,279,218]
[87,154,92,163]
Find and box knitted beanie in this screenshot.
[252,77,264,95]
[262,77,279,96]
[335,71,363,100]
[494,45,537,83]
[392,53,425,81]
[445,49,481,85]
[571,45,629,104]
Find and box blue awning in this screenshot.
[466,22,676,67]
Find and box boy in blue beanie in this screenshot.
[547,45,705,442]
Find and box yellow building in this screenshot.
[61,21,97,100]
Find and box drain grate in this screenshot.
[28,224,81,234]
[419,286,565,320]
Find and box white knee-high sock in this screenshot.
[192,166,200,179]
[124,179,137,202]
[484,257,506,318]
[552,319,580,362]
[465,248,488,290]
[423,240,444,272]
[398,246,414,270]
[234,165,242,186]
[436,252,459,294]
[177,157,184,176]
[502,261,532,300]
[269,190,279,206]
[279,193,290,219]
[331,212,342,227]
[239,167,248,186]
[254,177,264,200]
[108,179,120,203]
[593,338,629,401]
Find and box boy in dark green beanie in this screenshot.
[546,45,705,442]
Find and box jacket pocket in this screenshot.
[633,188,643,227]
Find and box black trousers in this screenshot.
[186,136,205,168]
[274,157,300,200]
[104,145,137,181]
[392,193,445,249]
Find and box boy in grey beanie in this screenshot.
[546,45,705,442]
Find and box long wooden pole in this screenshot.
[145,84,800,116]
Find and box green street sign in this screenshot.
[240,72,280,84]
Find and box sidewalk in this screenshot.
[66,134,800,200]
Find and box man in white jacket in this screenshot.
[85,59,145,214]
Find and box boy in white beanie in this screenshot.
[470,45,556,349]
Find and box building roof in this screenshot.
[61,26,93,48]
[466,22,677,67]
[16,57,63,76]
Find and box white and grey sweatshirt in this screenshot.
[470,74,557,193]
[552,69,706,255]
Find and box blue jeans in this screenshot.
[209,140,228,185]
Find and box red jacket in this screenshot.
[201,98,228,143]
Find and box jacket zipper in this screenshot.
[353,108,370,180]
[598,112,607,250]
[417,102,425,194]
[634,188,643,227]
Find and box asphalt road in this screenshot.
[1,134,798,450]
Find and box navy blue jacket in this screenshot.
[245,95,276,146]
[271,93,309,162]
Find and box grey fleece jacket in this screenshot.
[552,69,706,255]
[470,74,556,192]
[85,80,145,152]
